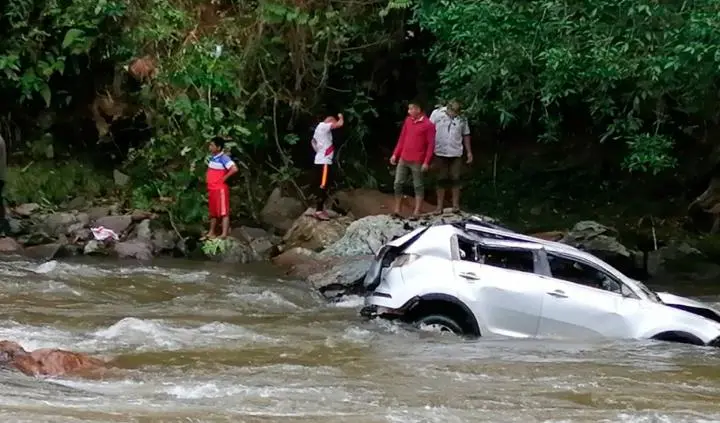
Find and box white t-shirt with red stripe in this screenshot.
[313,122,334,165]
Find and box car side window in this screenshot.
[547,253,624,295]
[477,246,535,274]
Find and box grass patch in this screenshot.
[5,161,114,206]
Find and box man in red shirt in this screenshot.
[390,102,436,218]
[205,137,238,239]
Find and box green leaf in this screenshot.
[40,84,51,107]
[62,28,84,49]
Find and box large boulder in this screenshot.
[114,240,153,261]
[132,219,178,254]
[259,188,305,234]
[93,215,133,235]
[333,188,436,219]
[203,237,261,264]
[0,237,21,253]
[320,211,482,258]
[282,210,353,251]
[559,221,641,275]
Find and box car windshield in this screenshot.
[631,279,662,303]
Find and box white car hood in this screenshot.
[657,292,720,319]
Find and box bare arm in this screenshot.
[330,113,344,129]
[223,164,239,181]
[424,123,436,166]
[463,135,472,156]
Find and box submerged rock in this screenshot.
[203,237,261,264]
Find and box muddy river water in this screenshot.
[0,257,718,422]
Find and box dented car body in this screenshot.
[361,217,720,347]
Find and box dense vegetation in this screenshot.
[2,0,720,236]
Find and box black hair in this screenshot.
[210,136,226,149]
[408,100,425,111]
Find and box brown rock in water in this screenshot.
[333,188,435,219]
[0,237,21,253]
[0,340,108,378]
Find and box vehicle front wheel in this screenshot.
[413,314,465,335]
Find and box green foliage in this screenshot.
[201,237,230,256]
[414,0,720,174]
[6,162,112,205]
[1,0,126,107]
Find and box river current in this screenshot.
[0,257,718,422]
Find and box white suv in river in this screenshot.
[361,217,720,347]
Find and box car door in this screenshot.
[536,252,636,339]
[453,237,547,338]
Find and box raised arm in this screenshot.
[330,113,344,129]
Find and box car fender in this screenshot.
[636,305,720,345]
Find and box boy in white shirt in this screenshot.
[311,113,344,220]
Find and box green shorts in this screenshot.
[393,160,424,197]
[433,156,463,189]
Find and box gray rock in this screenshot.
[20,231,55,246]
[204,237,260,264]
[66,196,86,210]
[14,203,40,217]
[87,206,110,221]
[7,217,28,236]
[134,219,153,242]
[151,228,177,253]
[320,212,481,258]
[42,212,78,236]
[113,169,130,187]
[259,188,305,234]
[83,240,106,255]
[645,242,703,277]
[94,215,133,235]
[115,240,153,260]
[24,243,64,261]
[307,255,374,290]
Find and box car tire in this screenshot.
[413,314,465,335]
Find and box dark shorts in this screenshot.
[433,156,463,188]
[393,160,424,197]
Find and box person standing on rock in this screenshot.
[429,100,472,214]
[205,137,238,239]
[390,101,435,218]
[311,113,344,221]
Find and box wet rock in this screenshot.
[114,240,153,260]
[282,210,353,251]
[232,226,279,258]
[94,215,132,235]
[14,203,40,217]
[272,247,322,275]
[307,255,374,291]
[23,243,65,261]
[259,188,305,234]
[0,237,21,253]
[134,219,153,241]
[204,237,260,264]
[130,210,155,222]
[332,188,436,219]
[560,221,641,275]
[83,240,108,256]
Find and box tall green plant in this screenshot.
[413,0,720,174]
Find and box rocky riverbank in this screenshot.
[0,188,712,297]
